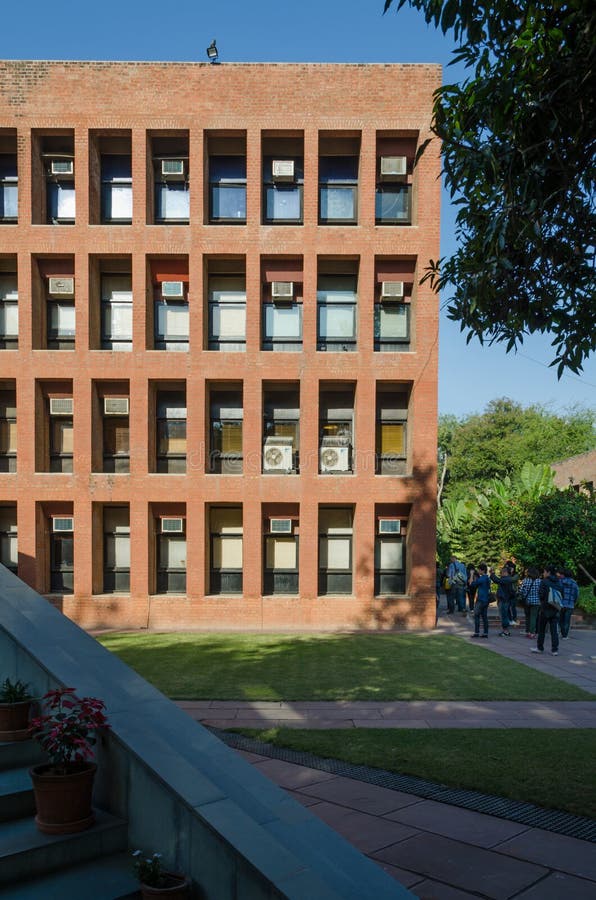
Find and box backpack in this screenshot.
[451,564,467,587]
[547,586,563,611]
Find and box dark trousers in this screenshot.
[474,601,489,635]
[537,610,559,652]
[559,607,573,637]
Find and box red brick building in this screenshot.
[0,61,440,631]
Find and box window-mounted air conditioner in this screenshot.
[50,160,74,177]
[48,277,74,296]
[320,444,350,473]
[104,397,129,416]
[271,281,293,302]
[161,281,184,299]
[161,159,185,178]
[263,436,293,473]
[380,156,407,179]
[161,517,184,534]
[52,516,73,533]
[381,281,404,300]
[272,159,295,182]
[269,517,293,534]
[163,406,187,419]
[378,518,401,535]
[49,398,73,416]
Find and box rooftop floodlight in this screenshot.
[206,40,219,63]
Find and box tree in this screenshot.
[384,1,596,374]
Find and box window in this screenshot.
[209,389,242,474]
[102,406,129,474]
[0,507,17,574]
[101,155,132,223]
[210,507,242,594]
[375,529,406,595]
[264,528,298,595]
[0,391,16,473]
[317,275,357,351]
[374,302,410,350]
[0,273,18,349]
[154,288,189,351]
[0,154,18,222]
[263,157,303,224]
[46,154,75,224]
[263,389,299,474]
[103,507,130,593]
[375,184,411,224]
[318,507,353,595]
[154,156,189,223]
[101,274,132,350]
[376,389,408,475]
[319,389,354,474]
[209,157,246,223]
[50,526,73,593]
[156,390,186,473]
[47,294,75,350]
[157,523,186,593]
[49,415,73,473]
[262,279,302,351]
[319,157,358,224]
[208,275,246,351]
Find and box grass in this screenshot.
[98,632,592,701]
[234,727,596,819]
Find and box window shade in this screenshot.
[378,423,405,455]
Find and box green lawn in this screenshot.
[235,727,596,819]
[98,632,592,701]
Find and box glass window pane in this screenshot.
[156,302,189,339]
[266,536,297,570]
[376,187,410,221]
[158,420,186,455]
[161,535,186,569]
[210,185,246,220]
[320,187,355,220]
[103,184,132,220]
[265,186,301,220]
[52,419,73,454]
[103,302,132,342]
[0,533,17,568]
[379,538,403,570]
[50,303,75,336]
[48,182,75,220]
[155,182,189,220]
[319,304,355,339]
[53,535,73,567]
[375,304,409,339]
[0,184,18,219]
[0,275,18,302]
[379,423,405,455]
[0,420,17,453]
[219,422,242,453]
[211,304,246,340]
[213,535,243,569]
[321,536,351,569]
[104,419,129,455]
[0,303,18,338]
[106,533,130,569]
[264,304,301,339]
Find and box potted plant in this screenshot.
[132,850,191,898]
[28,687,109,835]
[0,678,34,742]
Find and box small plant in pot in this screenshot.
[132,850,191,898]
[0,678,34,742]
[28,687,109,835]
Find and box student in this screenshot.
[557,567,579,639]
[469,564,491,638]
[447,554,468,615]
[519,566,542,638]
[490,566,518,636]
[532,566,561,655]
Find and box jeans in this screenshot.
[453,585,466,612]
[467,588,477,612]
[527,605,540,634]
[560,607,573,638]
[446,589,454,613]
[498,599,510,630]
[508,598,518,622]
[537,610,559,652]
[474,601,489,635]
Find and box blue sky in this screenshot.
[3,0,595,418]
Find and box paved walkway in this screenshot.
[176,616,596,898]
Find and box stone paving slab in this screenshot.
[384,799,529,848]
[514,871,596,899]
[372,832,548,900]
[251,759,336,790]
[407,879,482,899]
[374,861,423,890]
[299,775,422,816]
[495,828,596,881]
[306,801,419,855]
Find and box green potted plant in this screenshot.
[132,850,191,898]
[0,678,34,741]
[28,687,109,835]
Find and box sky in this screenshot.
[2,0,595,418]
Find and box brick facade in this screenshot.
[0,61,440,631]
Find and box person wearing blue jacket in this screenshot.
[469,564,492,638]
[557,567,579,639]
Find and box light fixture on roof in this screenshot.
[206,40,219,63]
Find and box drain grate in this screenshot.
[211,727,596,844]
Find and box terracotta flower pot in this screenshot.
[0,699,34,742]
[29,761,97,834]
[140,873,190,898]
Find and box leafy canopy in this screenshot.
[384,0,596,374]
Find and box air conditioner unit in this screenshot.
[50,159,74,177]
[381,281,404,300]
[269,518,293,534]
[104,397,129,416]
[49,398,73,416]
[271,281,293,301]
[320,444,350,473]
[163,405,186,419]
[161,159,185,178]
[48,277,74,296]
[272,160,295,182]
[161,281,184,299]
[380,156,407,179]
[378,518,401,535]
[161,517,184,534]
[263,436,293,473]
[52,516,73,533]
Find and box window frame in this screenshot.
[0,154,18,223]
[100,154,133,225]
[46,178,76,225]
[316,274,357,352]
[0,398,17,473]
[153,169,190,225]
[154,296,190,351]
[374,534,406,595]
[318,156,359,225]
[49,414,74,473]
[102,414,130,474]
[102,508,131,593]
[263,533,299,595]
[207,275,247,351]
[100,273,133,351]
[375,183,412,225]
[49,531,74,594]
[208,155,247,224]
[47,298,75,350]
[262,156,304,225]
[156,531,187,594]
[374,301,410,351]
[209,508,243,595]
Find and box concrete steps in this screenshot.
[0,851,140,898]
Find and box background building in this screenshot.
[0,61,440,630]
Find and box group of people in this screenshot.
[437,556,579,655]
